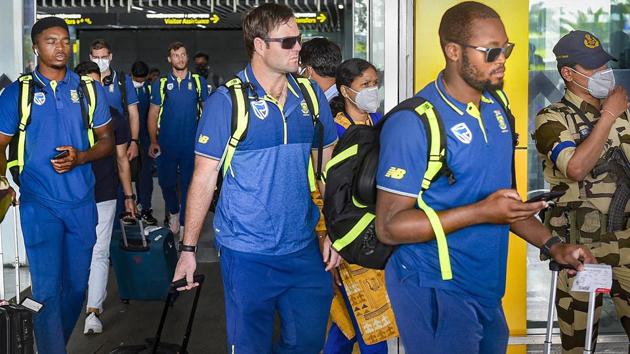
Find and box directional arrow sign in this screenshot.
[295,12,329,25]
[210,13,220,24]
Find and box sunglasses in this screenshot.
[264,35,302,50]
[453,41,515,62]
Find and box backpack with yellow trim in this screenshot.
[8,74,99,186]
[208,75,324,212]
[323,90,517,272]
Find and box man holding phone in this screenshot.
[0,17,113,352]
[534,30,630,353]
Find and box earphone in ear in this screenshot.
[34,49,39,57]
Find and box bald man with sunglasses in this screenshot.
[375,3,594,353]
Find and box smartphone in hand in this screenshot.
[526,190,566,203]
[52,150,69,160]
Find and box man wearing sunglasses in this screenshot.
[534,31,630,353]
[172,3,339,353]
[374,3,594,353]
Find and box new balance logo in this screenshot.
[198,134,209,144]
[385,167,406,179]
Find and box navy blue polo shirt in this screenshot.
[195,65,337,255]
[150,72,208,151]
[0,68,111,207]
[103,71,138,116]
[376,72,514,306]
[135,82,151,145]
[93,107,130,203]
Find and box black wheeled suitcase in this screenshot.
[0,204,35,353]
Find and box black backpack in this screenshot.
[323,91,517,273]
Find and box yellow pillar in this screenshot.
[413,0,530,351]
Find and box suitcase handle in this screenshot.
[118,214,147,249]
[151,274,206,354]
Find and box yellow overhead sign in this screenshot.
[295,12,328,25]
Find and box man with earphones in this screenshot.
[89,39,140,162]
[534,30,630,353]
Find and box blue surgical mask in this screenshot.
[570,67,615,99]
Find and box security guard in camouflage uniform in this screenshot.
[534,30,630,353]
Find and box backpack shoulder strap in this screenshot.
[157,76,169,128]
[487,89,518,189]
[78,76,98,147]
[8,74,35,174]
[219,76,249,178]
[191,73,203,120]
[295,77,323,189]
[382,95,452,280]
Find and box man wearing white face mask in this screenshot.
[89,39,140,163]
[534,30,630,353]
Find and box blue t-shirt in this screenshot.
[0,68,111,207]
[376,72,514,306]
[103,71,139,116]
[135,82,151,145]
[195,65,337,255]
[151,72,209,151]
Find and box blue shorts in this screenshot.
[385,260,509,354]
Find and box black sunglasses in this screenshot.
[452,41,515,62]
[264,35,302,50]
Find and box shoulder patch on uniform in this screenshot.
[251,99,269,120]
[33,92,45,106]
[451,122,473,144]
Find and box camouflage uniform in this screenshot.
[534,89,630,353]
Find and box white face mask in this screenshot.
[132,80,144,89]
[347,86,380,113]
[91,58,110,73]
[569,67,615,99]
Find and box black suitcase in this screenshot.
[0,205,35,353]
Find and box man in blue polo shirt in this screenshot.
[172,4,340,352]
[147,42,208,239]
[130,60,158,225]
[0,17,113,353]
[90,39,140,161]
[374,3,595,353]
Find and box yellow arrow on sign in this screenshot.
[210,13,220,24]
[317,12,327,23]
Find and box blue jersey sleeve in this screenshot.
[376,110,427,198]
[124,74,139,105]
[0,83,20,137]
[150,80,162,106]
[92,83,112,128]
[313,84,337,149]
[195,88,231,160]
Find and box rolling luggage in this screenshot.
[110,217,178,301]
[0,204,35,353]
[109,274,205,354]
[544,261,606,354]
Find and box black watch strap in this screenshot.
[180,244,198,253]
[130,139,139,144]
[541,236,564,258]
[124,194,136,200]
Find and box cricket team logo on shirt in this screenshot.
[251,100,269,120]
[451,123,473,144]
[494,109,508,133]
[301,100,310,116]
[33,92,46,106]
[167,83,174,91]
[188,82,193,91]
[70,90,80,104]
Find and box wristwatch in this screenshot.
[541,236,564,258]
[124,194,136,201]
[180,243,198,253]
[130,139,139,145]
